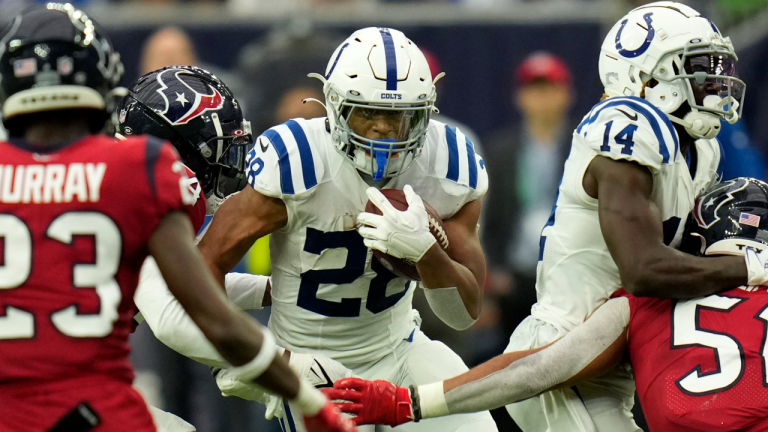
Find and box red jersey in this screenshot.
[181,164,206,234]
[618,287,768,432]
[128,163,206,333]
[0,135,192,431]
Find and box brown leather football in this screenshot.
[363,189,449,281]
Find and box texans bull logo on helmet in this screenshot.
[693,177,749,229]
[154,68,224,125]
[683,177,768,257]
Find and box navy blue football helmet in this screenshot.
[682,177,768,256]
[116,66,252,209]
[0,3,124,132]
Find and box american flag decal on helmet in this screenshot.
[740,212,761,228]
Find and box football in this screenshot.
[364,189,450,281]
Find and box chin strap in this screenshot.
[670,111,722,140]
[668,95,740,140]
[206,192,225,215]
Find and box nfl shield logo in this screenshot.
[57,56,73,76]
[119,109,127,124]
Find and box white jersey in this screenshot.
[532,96,720,331]
[245,117,487,365]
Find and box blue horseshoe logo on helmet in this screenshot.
[615,13,655,58]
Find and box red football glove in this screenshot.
[321,378,414,427]
[303,401,358,432]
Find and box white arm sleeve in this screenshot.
[224,273,268,310]
[423,286,477,330]
[420,297,630,417]
[135,257,227,368]
[136,261,272,368]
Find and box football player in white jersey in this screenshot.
[197,27,498,432]
[500,3,763,431]
[329,4,768,432]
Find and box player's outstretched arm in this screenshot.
[150,212,356,432]
[585,156,746,298]
[135,259,270,368]
[326,298,630,426]
[149,211,294,392]
[198,185,288,286]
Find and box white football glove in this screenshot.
[745,247,768,286]
[357,185,437,262]
[214,350,354,420]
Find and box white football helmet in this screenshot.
[599,1,745,140]
[310,27,438,180]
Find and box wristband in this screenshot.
[409,385,421,422]
[291,379,326,416]
[417,382,449,419]
[228,328,277,382]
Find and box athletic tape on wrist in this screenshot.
[417,382,449,419]
[228,328,277,383]
[292,379,327,416]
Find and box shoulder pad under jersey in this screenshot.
[245,118,326,199]
[426,120,488,199]
[575,96,680,172]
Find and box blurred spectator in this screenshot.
[236,22,343,133]
[108,0,225,3]
[140,27,197,75]
[139,26,245,110]
[228,0,363,14]
[275,87,326,123]
[482,51,574,336]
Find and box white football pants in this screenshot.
[280,328,498,432]
[148,406,196,432]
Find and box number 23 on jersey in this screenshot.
[0,212,122,339]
